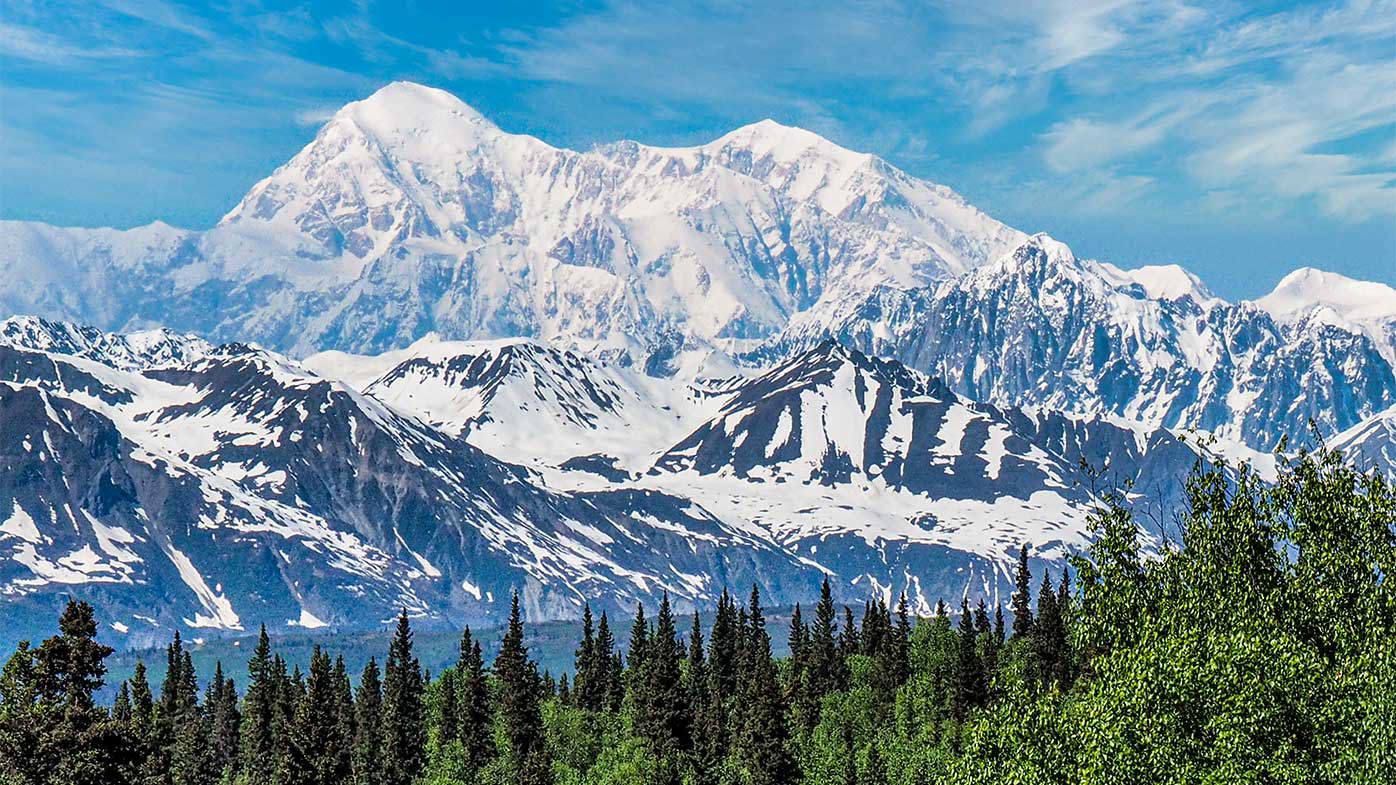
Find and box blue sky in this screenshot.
[2,0,1393,298]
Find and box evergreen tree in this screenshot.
[730,586,791,785]
[434,668,458,746]
[332,656,356,783]
[113,681,133,724]
[494,593,551,785]
[130,659,155,741]
[381,611,426,785]
[808,577,846,703]
[18,600,128,784]
[894,593,912,687]
[556,672,570,705]
[240,626,277,784]
[300,646,350,785]
[686,612,721,785]
[1011,544,1034,638]
[633,593,687,781]
[788,603,809,668]
[593,612,621,713]
[953,599,985,719]
[455,628,494,775]
[1031,570,1065,690]
[993,602,1006,648]
[627,601,650,692]
[36,601,112,719]
[839,606,860,658]
[573,604,598,711]
[786,602,816,733]
[707,590,739,706]
[206,661,240,780]
[351,659,383,785]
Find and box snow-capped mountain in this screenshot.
[1,81,1022,365]
[2,82,1390,454]
[1,317,1226,645]
[773,235,1396,451]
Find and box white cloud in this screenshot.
[294,106,338,127]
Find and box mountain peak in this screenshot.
[1256,266,1396,323]
[707,117,869,166]
[334,81,497,137]
[1099,261,1222,306]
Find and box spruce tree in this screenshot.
[1031,570,1065,690]
[893,593,912,687]
[206,661,241,779]
[494,593,551,785]
[27,600,125,785]
[130,660,155,741]
[352,659,383,785]
[787,602,816,732]
[300,645,350,785]
[573,604,598,711]
[627,601,650,693]
[594,612,621,712]
[839,606,861,658]
[332,656,356,782]
[455,628,494,775]
[953,599,985,719]
[381,611,426,785]
[731,586,791,785]
[113,681,133,724]
[1012,544,1034,638]
[240,626,277,784]
[686,612,722,785]
[707,590,739,705]
[637,593,688,763]
[993,602,1006,648]
[809,577,846,703]
[435,668,458,747]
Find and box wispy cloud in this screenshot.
[1030,0,1396,221]
[0,21,145,63]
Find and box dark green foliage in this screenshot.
[953,599,986,719]
[494,593,551,785]
[730,585,792,785]
[381,611,425,785]
[0,600,134,785]
[1012,543,1034,638]
[351,658,382,785]
[453,628,493,775]
[808,578,847,704]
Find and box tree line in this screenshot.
[1,445,1392,783]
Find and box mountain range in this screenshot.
[1,82,1393,646]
